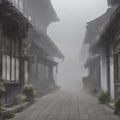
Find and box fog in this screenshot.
[48,0,108,92]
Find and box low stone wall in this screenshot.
[3,83,22,106]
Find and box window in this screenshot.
[2,37,20,82]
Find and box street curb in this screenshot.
[1,100,35,115]
[107,103,114,110]
[10,101,34,113]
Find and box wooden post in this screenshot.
[36,56,38,84]
[49,66,54,84]
[105,46,111,96]
[19,40,24,89]
[0,29,2,79]
[10,38,12,81]
[5,37,7,81]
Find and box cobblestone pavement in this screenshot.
[10,90,120,120]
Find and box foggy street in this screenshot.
[10,90,120,120]
[1,0,120,119]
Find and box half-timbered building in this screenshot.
[0,0,30,104]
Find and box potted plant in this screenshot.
[0,81,6,106]
[97,90,109,104]
[0,81,6,119]
[114,96,120,115]
[22,84,35,101]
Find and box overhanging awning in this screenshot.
[84,54,100,68]
[87,5,119,53]
[85,5,118,45]
[0,0,30,40]
[108,0,120,6]
[28,27,64,59]
[38,56,58,66]
[29,41,49,57]
[24,0,59,23]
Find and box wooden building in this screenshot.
[0,0,30,104]
[82,6,116,92]
[9,0,64,93]
[27,27,64,93]
[95,4,120,99]
[0,0,64,105]
[82,2,119,100]
[21,0,64,92]
[83,55,101,92]
[23,0,59,33]
[82,0,120,100]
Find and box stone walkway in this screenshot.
[10,90,120,120]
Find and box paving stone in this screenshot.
[10,90,120,120]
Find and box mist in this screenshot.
[48,0,108,92]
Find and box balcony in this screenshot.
[0,0,31,40]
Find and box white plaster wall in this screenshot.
[24,61,28,83]
[110,56,115,100]
[100,53,108,91]
[53,67,57,81]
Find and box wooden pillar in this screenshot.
[14,40,17,81]
[49,66,54,84]
[105,46,111,95]
[56,65,58,74]
[5,37,7,81]
[0,29,2,79]
[19,40,24,89]
[10,38,12,81]
[27,58,30,84]
[36,56,38,83]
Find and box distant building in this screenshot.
[94,4,120,99]
[107,0,120,6]
[27,27,64,93]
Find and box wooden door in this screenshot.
[115,43,120,98]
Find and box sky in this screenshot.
[47,0,108,91]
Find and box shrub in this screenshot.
[0,106,6,111]
[0,81,6,97]
[22,84,35,101]
[91,88,98,95]
[2,112,15,119]
[114,96,120,115]
[0,82,6,106]
[97,90,109,104]
[13,94,27,105]
[19,94,27,102]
